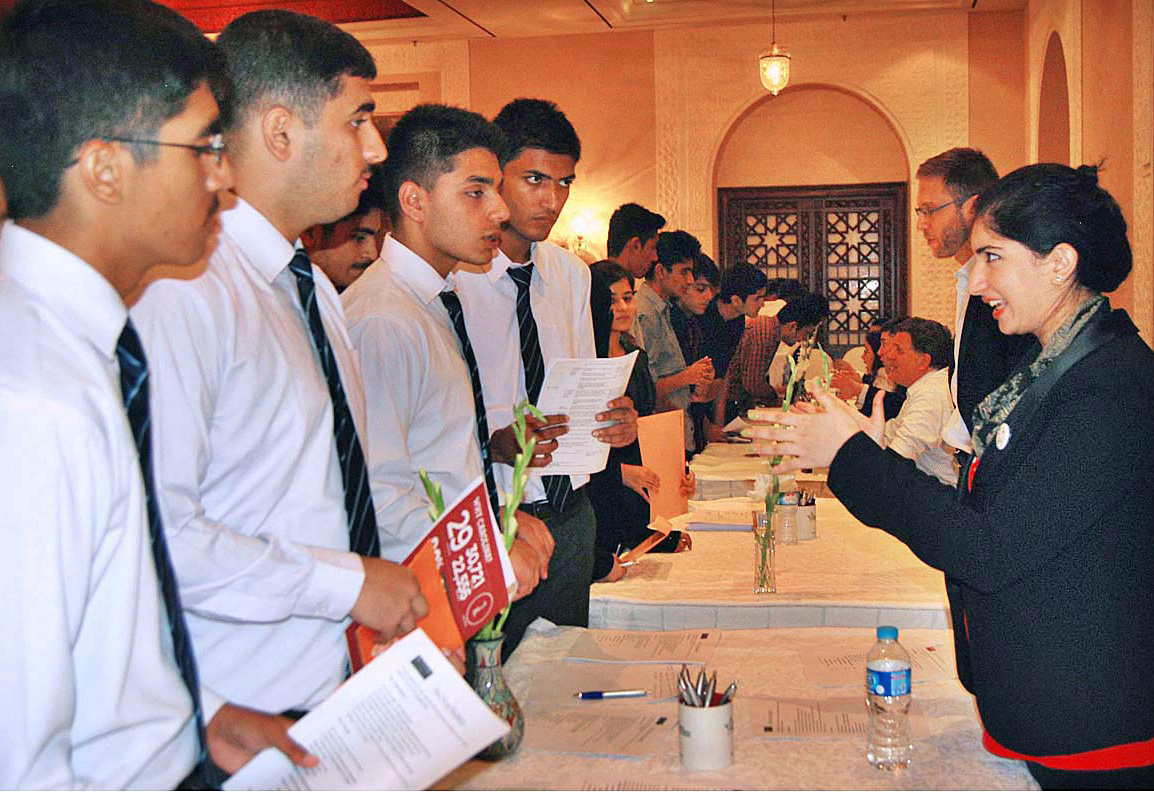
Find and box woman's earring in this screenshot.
[1054,275,1064,284]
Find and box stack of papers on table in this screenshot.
[683,497,761,531]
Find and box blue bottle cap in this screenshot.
[877,625,898,641]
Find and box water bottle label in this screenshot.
[867,667,910,697]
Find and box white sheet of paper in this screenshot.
[521,707,673,757]
[743,696,931,739]
[800,642,957,688]
[223,630,509,791]
[565,629,720,665]
[534,352,638,475]
[530,661,683,702]
[747,696,870,737]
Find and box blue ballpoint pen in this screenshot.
[573,689,648,700]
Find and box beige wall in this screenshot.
[654,11,971,328]
[968,11,1027,176]
[351,3,1151,339]
[714,87,907,189]
[468,31,657,260]
[1082,0,1135,311]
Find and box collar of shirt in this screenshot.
[380,233,454,305]
[0,221,126,359]
[221,197,299,284]
[907,365,949,399]
[485,244,555,289]
[637,280,669,316]
[955,255,974,284]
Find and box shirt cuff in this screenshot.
[298,546,365,621]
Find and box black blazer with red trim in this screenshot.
[828,309,1154,758]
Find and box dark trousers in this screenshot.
[501,489,596,662]
[1027,761,1154,790]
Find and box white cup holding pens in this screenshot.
[678,667,735,771]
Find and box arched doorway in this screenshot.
[1038,32,1071,164]
[714,85,909,356]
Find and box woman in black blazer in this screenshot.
[757,164,1154,789]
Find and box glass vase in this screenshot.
[465,634,524,759]
[752,511,776,594]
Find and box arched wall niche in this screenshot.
[1038,32,1071,163]
[654,13,970,327]
[712,83,909,191]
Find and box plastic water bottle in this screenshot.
[865,625,913,769]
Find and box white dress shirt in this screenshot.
[882,367,958,487]
[455,241,595,504]
[943,256,975,452]
[0,223,197,789]
[343,235,484,561]
[131,198,366,715]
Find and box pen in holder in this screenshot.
[677,666,735,771]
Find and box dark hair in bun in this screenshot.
[972,162,1131,293]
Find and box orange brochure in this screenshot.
[347,476,511,673]
[637,410,690,521]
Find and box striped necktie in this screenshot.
[507,263,572,512]
[288,250,381,559]
[116,319,208,776]
[439,289,502,521]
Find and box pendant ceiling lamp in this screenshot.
[758,0,791,95]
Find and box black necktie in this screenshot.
[507,264,572,512]
[288,250,381,559]
[116,319,207,773]
[439,289,502,521]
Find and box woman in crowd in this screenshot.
[586,260,690,583]
[757,164,1154,789]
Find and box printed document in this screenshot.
[224,630,509,791]
[535,352,638,475]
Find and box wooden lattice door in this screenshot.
[717,182,908,358]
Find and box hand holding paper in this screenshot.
[533,352,638,475]
[224,630,510,791]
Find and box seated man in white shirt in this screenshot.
[343,105,553,622]
[0,1,313,786]
[877,317,958,487]
[455,98,638,658]
[132,9,428,742]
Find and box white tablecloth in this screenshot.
[590,498,950,631]
[435,622,1037,790]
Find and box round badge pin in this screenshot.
[995,422,1011,450]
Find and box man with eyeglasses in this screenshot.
[0,0,322,786]
[914,148,1033,456]
[130,9,429,774]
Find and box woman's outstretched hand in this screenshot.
[747,386,885,472]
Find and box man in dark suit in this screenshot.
[914,149,1034,454]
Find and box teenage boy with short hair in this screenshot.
[455,99,637,657]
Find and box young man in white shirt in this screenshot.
[455,99,638,658]
[132,10,429,734]
[0,1,313,786]
[878,318,958,487]
[344,104,553,613]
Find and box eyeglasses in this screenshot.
[914,198,958,219]
[102,132,227,165]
